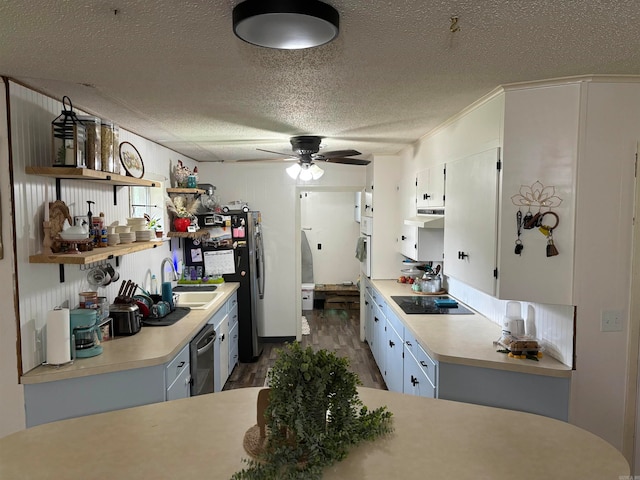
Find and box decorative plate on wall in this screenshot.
[119,141,144,178]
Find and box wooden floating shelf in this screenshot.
[166,188,206,194]
[29,241,162,265]
[26,166,159,188]
[166,231,211,239]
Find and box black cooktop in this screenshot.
[391,296,474,315]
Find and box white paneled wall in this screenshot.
[10,82,195,372]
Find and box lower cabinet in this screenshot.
[23,293,240,428]
[211,292,238,392]
[228,297,239,377]
[165,344,191,401]
[403,329,437,398]
[384,309,404,393]
[364,285,570,421]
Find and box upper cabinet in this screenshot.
[443,149,500,294]
[416,164,445,210]
[442,83,580,305]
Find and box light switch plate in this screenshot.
[601,310,623,332]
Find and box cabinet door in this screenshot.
[364,290,374,345]
[228,321,239,376]
[385,319,404,393]
[228,302,239,375]
[166,364,191,401]
[444,149,500,295]
[416,164,446,209]
[399,224,417,259]
[372,302,386,375]
[404,351,436,398]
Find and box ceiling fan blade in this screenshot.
[321,157,371,165]
[256,148,294,156]
[235,156,296,163]
[317,149,362,158]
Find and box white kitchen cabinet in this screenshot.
[384,309,404,393]
[442,83,580,305]
[213,313,229,392]
[364,288,374,346]
[354,191,363,223]
[404,350,436,398]
[443,148,500,295]
[399,224,444,262]
[370,290,387,376]
[228,294,239,377]
[165,344,191,401]
[416,164,445,209]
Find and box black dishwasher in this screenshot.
[190,324,215,396]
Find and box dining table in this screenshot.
[0,387,629,479]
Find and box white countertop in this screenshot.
[370,279,572,378]
[21,282,240,384]
[0,387,628,479]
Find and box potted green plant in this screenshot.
[233,343,393,479]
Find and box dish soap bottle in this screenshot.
[150,274,158,295]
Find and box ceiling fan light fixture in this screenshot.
[309,163,324,179]
[232,0,340,50]
[286,162,302,178]
[299,166,313,181]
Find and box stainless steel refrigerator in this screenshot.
[184,211,264,362]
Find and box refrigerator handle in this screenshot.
[257,232,265,298]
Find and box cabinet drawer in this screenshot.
[227,292,238,313]
[228,304,239,330]
[208,303,228,327]
[404,329,418,359]
[385,308,404,339]
[416,344,437,387]
[165,344,190,388]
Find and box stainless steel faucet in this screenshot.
[161,257,178,284]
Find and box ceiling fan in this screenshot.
[237,135,370,180]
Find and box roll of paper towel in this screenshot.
[46,308,71,365]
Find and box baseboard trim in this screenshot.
[260,336,296,343]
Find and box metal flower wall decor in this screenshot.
[510,180,563,209]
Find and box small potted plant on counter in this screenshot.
[233,343,393,480]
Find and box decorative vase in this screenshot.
[173,217,191,232]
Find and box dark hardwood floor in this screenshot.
[223,307,387,390]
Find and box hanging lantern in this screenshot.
[51,96,87,168]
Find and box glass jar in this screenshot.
[79,116,101,170]
[100,121,120,173]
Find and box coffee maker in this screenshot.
[70,309,103,358]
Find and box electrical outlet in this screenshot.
[601,310,623,332]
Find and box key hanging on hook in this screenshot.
[514,209,524,255]
[546,229,559,257]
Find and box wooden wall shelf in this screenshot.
[29,241,162,265]
[166,188,206,194]
[26,166,159,188]
[167,231,211,239]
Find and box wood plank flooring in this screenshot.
[223,307,387,391]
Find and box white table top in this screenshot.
[0,387,628,479]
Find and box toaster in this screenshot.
[110,303,142,336]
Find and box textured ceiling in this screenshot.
[2,1,640,162]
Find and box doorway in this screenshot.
[295,186,363,340]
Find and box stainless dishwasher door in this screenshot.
[190,324,215,396]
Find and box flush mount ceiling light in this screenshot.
[286,160,324,181]
[232,0,340,50]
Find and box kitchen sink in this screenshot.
[174,291,218,310]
